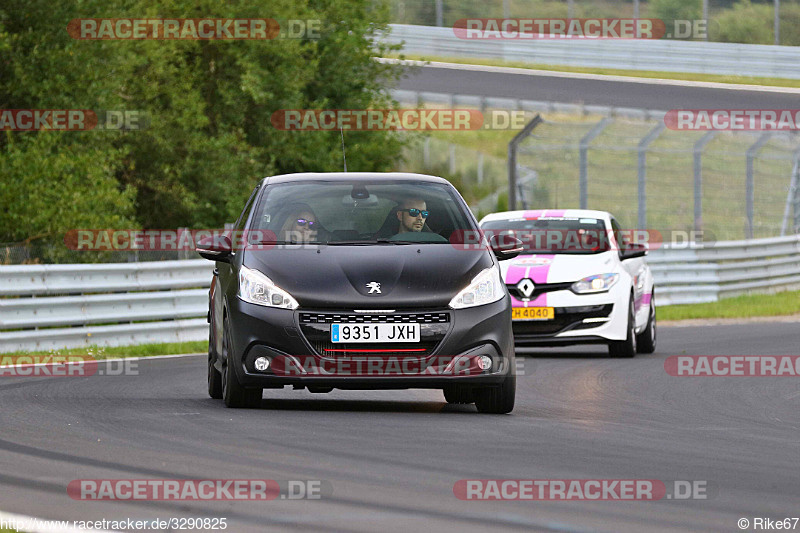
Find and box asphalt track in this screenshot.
[1,322,798,532]
[394,62,800,110]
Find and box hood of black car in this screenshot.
[243,244,493,309]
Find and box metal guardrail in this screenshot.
[386,24,800,79]
[0,260,213,353]
[391,88,668,120]
[648,234,800,305]
[1,236,799,352]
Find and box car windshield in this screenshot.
[247,180,476,245]
[481,216,611,254]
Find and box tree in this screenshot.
[0,0,407,250]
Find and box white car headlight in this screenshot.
[449,266,505,309]
[238,265,299,309]
[571,273,619,294]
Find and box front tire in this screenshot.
[608,296,637,358]
[221,319,262,408]
[208,324,222,399]
[636,293,657,354]
[474,374,515,414]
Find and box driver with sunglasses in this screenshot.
[395,197,429,234]
[280,204,319,243]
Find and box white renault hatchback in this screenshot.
[479,209,656,357]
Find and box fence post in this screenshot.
[780,147,800,235]
[477,152,484,184]
[507,114,543,211]
[693,131,717,234]
[746,133,772,239]
[449,144,456,174]
[637,123,666,229]
[579,117,611,209]
[423,137,430,168]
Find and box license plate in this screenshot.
[331,323,420,343]
[512,307,555,320]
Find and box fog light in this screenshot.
[254,357,270,371]
[477,356,492,370]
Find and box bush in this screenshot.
[711,0,800,45]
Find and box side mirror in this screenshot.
[489,234,524,260]
[620,242,647,260]
[196,234,232,262]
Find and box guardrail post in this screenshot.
[638,123,666,229]
[508,114,543,210]
[693,131,717,234]
[579,117,611,209]
[746,133,772,239]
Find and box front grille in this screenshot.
[298,311,450,357]
[507,282,573,301]
[513,304,613,336]
[300,312,449,324]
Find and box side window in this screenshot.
[610,218,625,257]
[234,186,260,233]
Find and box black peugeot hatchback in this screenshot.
[198,173,521,413]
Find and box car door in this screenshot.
[212,184,260,356]
[610,217,648,327]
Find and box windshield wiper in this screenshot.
[251,240,324,245]
[325,239,415,245]
[326,240,380,245]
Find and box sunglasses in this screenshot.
[401,208,429,218]
[295,218,317,228]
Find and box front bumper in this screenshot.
[226,296,515,390]
[511,285,630,345]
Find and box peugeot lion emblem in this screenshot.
[366,282,382,294]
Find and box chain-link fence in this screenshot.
[397,135,545,219]
[514,115,800,241]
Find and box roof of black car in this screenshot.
[262,172,450,185]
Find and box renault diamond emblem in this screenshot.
[516,278,535,298]
[366,281,382,294]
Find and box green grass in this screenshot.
[391,54,800,88]
[0,341,206,359]
[658,290,800,320]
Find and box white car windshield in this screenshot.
[481,216,612,255]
